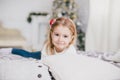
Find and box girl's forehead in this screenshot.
[53,26,72,35]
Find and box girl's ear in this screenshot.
[70,36,74,44]
[72,36,74,40]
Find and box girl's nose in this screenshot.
[58,36,64,41]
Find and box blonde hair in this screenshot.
[45,17,77,55]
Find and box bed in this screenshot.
[0,51,120,80]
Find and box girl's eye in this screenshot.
[64,35,68,38]
[55,33,59,36]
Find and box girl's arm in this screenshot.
[12,48,41,60]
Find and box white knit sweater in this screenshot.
[41,45,77,59]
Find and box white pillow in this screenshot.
[104,51,120,62]
[42,53,120,80]
[0,60,51,80]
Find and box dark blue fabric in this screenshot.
[12,48,41,60]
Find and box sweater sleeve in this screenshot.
[12,48,41,60]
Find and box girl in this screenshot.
[41,17,77,58]
[0,17,77,59]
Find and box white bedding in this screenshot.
[42,53,120,80]
[0,51,120,80]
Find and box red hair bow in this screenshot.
[49,19,56,26]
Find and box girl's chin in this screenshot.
[55,47,65,52]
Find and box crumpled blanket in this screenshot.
[77,51,120,68]
[0,51,120,68]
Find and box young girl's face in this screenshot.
[51,26,73,52]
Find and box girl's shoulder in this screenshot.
[66,45,77,54]
[41,44,49,58]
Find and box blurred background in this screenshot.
[0,0,120,53]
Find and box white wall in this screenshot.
[0,0,53,49]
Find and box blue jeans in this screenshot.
[12,48,41,60]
